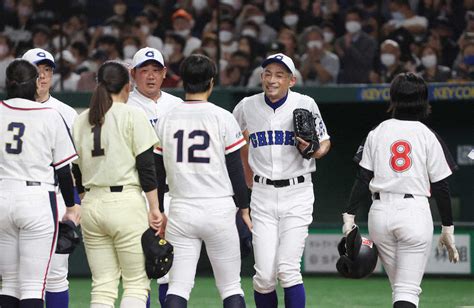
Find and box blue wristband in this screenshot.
[73,186,81,205]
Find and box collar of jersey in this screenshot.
[133,87,161,104]
[264,91,288,111]
[183,99,208,104]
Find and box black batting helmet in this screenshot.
[336,225,378,279]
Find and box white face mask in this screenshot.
[140,25,150,35]
[345,21,361,33]
[219,30,233,43]
[380,53,396,67]
[323,31,334,43]
[192,0,207,11]
[249,15,265,25]
[283,14,299,26]
[176,29,190,38]
[162,43,174,58]
[203,46,217,57]
[307,40,323,49]
[123,45,138,59]
[421,54,437,68]
[241,28,257,38]
[0,44,9,57]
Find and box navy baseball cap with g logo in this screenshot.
[132,47,165,69]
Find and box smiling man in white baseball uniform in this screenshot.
[155,54,251,308]
[126,47,182,308]
[233,53,331,307]
[22,47,79,308]
[342,73,459,308]
[0,59,79,308]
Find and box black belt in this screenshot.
[85,186,123,192]
[373,192,413,200]
[26,181,41,186]
[254,175,305,188]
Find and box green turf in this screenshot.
[69,276,474,307]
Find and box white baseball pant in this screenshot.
[368,192,433,307]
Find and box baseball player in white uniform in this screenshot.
[0,59,79,308]
[22,47,79,308]
[126,47,182,308]
[154,54,251,308]
[342,73,459,308]
[233,53,331,308]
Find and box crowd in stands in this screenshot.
[1,0,474,92]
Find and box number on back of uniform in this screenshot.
[5,122,25,154]
[91,125,105,157]
[173,129,210,163]
[390,140,412,172]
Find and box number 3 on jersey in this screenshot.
[390,140,412,172]
[5,122,25,154]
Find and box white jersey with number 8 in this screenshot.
[359,118,453,196]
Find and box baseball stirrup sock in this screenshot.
[164,294,187,308]
[45,290,69,308]
[0,295,20,307]
[223,294,246,308]
[19,298,43,308]
[146,294,151,308]
[393,300,416,308]
[254,290,277,308]
[159,283,169,307]
[284,284,306,308]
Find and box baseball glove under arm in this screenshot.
[293,108,320,159]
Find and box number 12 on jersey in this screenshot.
[390,140,412,172]
[173,129,210,163]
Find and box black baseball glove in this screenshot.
[141,228,174,279]
[56,220,81,254]
[293,108,320,159]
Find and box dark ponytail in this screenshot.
[5,59,38,100]
[89,61,130,126]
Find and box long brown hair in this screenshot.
[89,61,129,126]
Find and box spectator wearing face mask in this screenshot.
[163,32,186,78]
[172,9,201,57]
[418,45,451,82]
[0,34,15,91]
[383,0,428,38]
[335,6,377,83]
[122,35,141,62]
[219,18,239,62]
[370,39,407,83]
[52,50,80,91]
[452,42,474,82]
[70,41,92,74]
[300,26,340,86]
[281,7,301,33]
[237,4,277,45]
[277,28,299,66]
[321,21,336,53]
[132,11,163,51]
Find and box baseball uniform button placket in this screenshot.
[254,175,305,188]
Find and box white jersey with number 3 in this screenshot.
[0,98,77,183]
[154,101,246,199]
[359,119,454,196]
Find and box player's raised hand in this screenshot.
[148,208,163,235]
[438,225,459,263]
[63,204,81,226]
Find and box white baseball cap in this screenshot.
[261,53,296,75]
[22,48,56,68]
[132,47,165,69]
